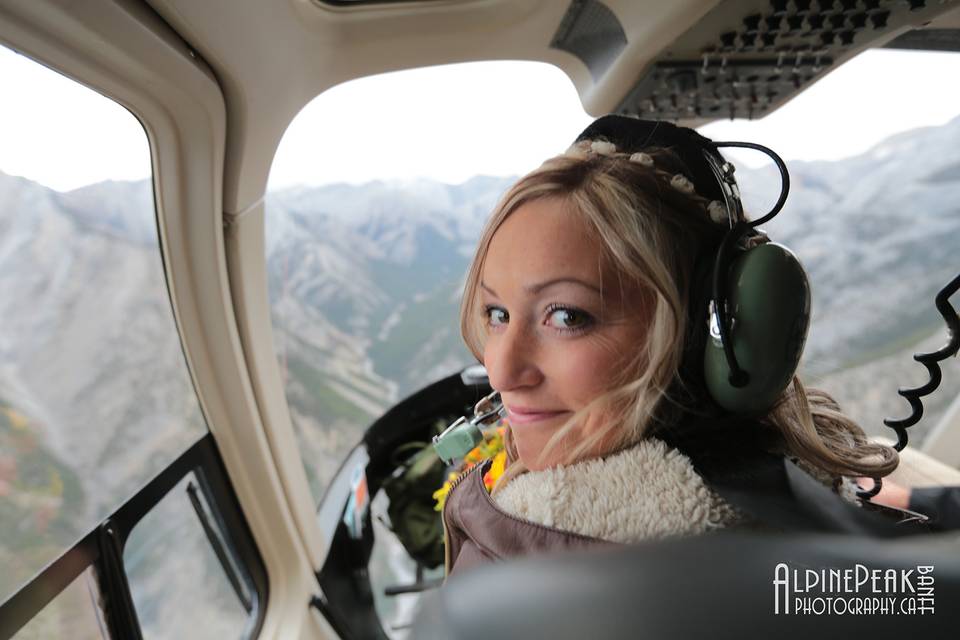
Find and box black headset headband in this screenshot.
[573,116,790,228]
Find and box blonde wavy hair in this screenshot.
[460,142,898,493]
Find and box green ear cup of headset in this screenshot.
[703,242,811,415]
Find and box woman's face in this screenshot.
[480,197,649,471]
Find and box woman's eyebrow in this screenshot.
[480,278,602,297]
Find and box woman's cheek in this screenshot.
[559,339,625,404]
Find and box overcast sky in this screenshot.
[1,45,958,192]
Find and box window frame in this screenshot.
[0,32,268,639]
[0,433,268,640]
[0,2,334,635]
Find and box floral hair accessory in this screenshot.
[707,200,728,224]
[590,140,617,156]
[670,174,695,195]
[563,140,591,159]
[562,141,731,227]
[629,152,654,167]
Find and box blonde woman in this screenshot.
[441,116,906,579]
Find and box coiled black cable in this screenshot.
[858,272,960,499]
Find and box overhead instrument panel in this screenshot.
[611,0,960,123]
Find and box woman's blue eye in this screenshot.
[546,305,592,333]
[485,306,508,326]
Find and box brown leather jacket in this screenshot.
[442,459,618,579]
[439,432,894,579]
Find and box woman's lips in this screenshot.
[505,406,570,425]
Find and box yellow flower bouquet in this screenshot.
[433,423,507,511]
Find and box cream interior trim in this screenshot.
[225,202,328,567]
[873,437,960,487]
[0,1,329,637]
[146,0,720,213]
[923,393,960,469]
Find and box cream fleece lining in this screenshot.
[493,438,744,544]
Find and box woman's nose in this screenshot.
[485,323,543,392]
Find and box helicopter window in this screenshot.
[265,60,593,510]
[0,45,206,609]
[122,472,255,640]
[295,50,960,639]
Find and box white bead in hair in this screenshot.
[707,200,728,224]
[629,152,654,167]
[590,140,617,156]
[670,174,695,195]
[565,141,594,159]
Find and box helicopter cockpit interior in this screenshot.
[1,0,960,638]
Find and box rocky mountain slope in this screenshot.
[0,171,205,601]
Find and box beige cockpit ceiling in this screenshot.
[144,0,960,215]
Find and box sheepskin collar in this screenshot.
[492,438,744,544]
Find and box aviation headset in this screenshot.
[433,116,808,464]
[573,116,808,417]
